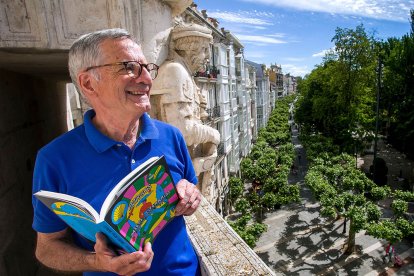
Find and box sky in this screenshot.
[194,0,413,77]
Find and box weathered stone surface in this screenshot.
[185,197,276,276]
[151,22,220,198]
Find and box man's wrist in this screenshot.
[85,251,106,272]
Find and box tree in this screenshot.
[296,25,377,151]
[305,152,389,253]
[366,190,414,248]
[229,95,299,245]
[229,177,244,206]
[380,12,414,158]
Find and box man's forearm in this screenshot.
[36,233,100,272]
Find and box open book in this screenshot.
[34,156,179,253]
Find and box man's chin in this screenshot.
[139,103,151,113]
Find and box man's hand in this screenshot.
[94,233,154,276]
[175,179,201,216]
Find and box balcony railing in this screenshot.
[205,106,221,122]
[194,66,220,79]
[212,106,220,117]
[217,142,225,156]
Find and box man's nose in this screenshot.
[135,67,153,84]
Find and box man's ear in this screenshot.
[78,72,96,97]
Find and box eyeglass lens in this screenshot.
[125,62,157,80]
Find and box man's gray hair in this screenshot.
[68,28,132,93]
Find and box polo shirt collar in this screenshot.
[84,110,159,153]
[139,112,159,141]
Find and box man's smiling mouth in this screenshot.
[127,91,146,95]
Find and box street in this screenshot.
[253,114,414,275]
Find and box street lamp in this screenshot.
[373,56,382,181]
[351,130,358,169]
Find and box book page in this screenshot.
[99,156,160,220]
[103,156,179,251]
[34,191,102,242]
[35,191,99,220]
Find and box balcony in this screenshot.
[217,142,225,156]
[237,96,246,109]
[194,66,220,82]
[185,197,275,275]
[205,106,221,121]
[231,98,238,111]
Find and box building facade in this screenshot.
[245,60,272,131]
[184,6,276,216]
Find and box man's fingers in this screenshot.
[94,233,116,256]
[176,180,188,199]
[175,180,200,216]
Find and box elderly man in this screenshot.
[32,28,201,276]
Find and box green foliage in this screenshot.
[296,19,414,251]
[366,218,414,244]
[301,131,414,251]
[229,177,244,202]
[278,184,300,204]
[240,158,255,181]
[320,206,337,218]
[296,24,377,150]
[365,202,382,222]
[228,214,268,248]
[368,186,391,201]
[381,31,414,158]
[366,220,403,244]
[391,199,408,218]
[261,192,278,208]
[395,218,414,236]
[393,190,414,202]
[232,95,298,247]
[234,198,250,215]
[248,223,268,237]
[347,206,367,232]
[263,177,284,193]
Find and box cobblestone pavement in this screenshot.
[253,114,414,275]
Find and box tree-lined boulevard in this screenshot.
[226,11,414,275]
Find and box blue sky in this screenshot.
[194,0,413,77]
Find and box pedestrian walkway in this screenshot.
[359,139,414,192]
[253,106,414,275]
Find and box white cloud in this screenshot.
[312,49,328,58]
[312,48,335,58]
[235,34,287,44]
[207,11,273,25]
[240,0,413,22]
[281,63,310,77]
[267,33,286,38]
[252,26,267,30]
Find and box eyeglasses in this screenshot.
[85,61,159,80]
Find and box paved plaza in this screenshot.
[253,117,414,275]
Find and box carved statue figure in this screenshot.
[151,23,220,198]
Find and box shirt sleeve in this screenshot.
[32,150,68,233]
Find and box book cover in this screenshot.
[34,155,179,252]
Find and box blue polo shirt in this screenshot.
[32,110,200,276]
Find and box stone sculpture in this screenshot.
[151,23,220,198]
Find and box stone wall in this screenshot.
[0,69,70,275]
